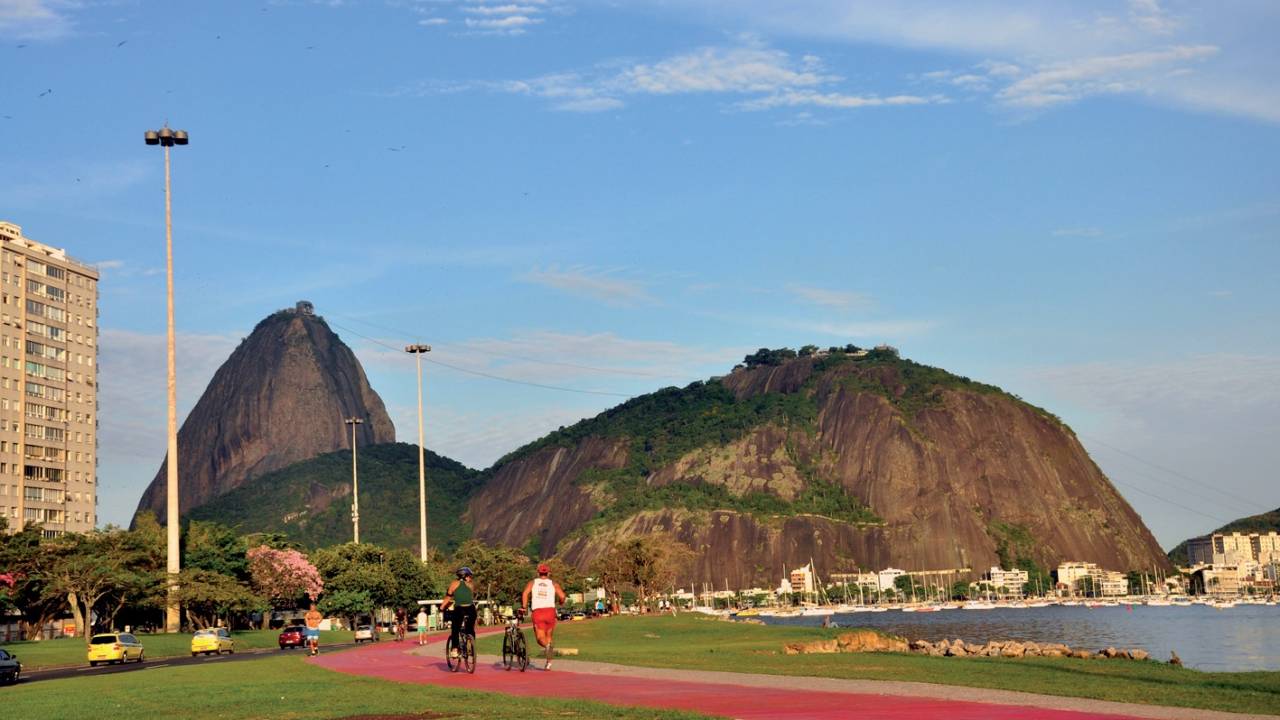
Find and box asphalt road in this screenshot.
[11,641,360,686]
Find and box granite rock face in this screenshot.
[470,354,1169,583]
[133,306,394,525]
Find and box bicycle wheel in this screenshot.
[463,634,476,674]
[445,636,459,672]
[514,630,529,672]
[502,631,515,670]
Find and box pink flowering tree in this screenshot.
[247,546,323,617]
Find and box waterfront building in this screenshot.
[789,563,816,595]
[1056,561,1101,589]
[987,566,1029,593]
[0,222,99,538]
[1099,570,1129,597]
[1187,532,1280,567]
[876,568,905,592]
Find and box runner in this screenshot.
[304,603,323,656]
[441,567,477,662]
[416,606,429,645]
[521,563,566,670]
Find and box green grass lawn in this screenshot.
[0,652,708,720]
[477,614,1280,716]
[0,628,349,669]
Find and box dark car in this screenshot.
[0,649,19,684]
[278,625,307,649]
[558,611,572,621]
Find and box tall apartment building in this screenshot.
[0,221,99,538]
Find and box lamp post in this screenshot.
[144,125,189,634]
[345,417,364,543]
[404,344,431,562]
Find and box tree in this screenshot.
[313,543,398,627]
[43,532,137,640]
[451,540,531,606]
[177,569,263,629]
[185,521,248,580]
[382,548,441,610]
[0,523,62,640]
[95,521,164,630]
[592,535,693,611]
[247,546,323,612]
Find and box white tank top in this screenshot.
[530,578,556,610]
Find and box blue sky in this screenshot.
[2,0,1277,549]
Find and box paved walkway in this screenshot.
[312,631,1271,720]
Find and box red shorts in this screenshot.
[532,607,557,632]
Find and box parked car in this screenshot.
[0,648,20,684]
[88,633,145,666]
[571,611,587,621]
[191,627,235,656]
[278,625,307,649]
[353,625,374,643]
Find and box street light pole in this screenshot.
[405,344,431,562]
[144,126,189,634]
[345,417,364,543]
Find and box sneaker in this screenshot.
[545,658,552,671]
[449,648,459,659]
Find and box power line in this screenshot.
[1104,473,1231,527]
[336,313,678,379]
[1081,433,1259,514]
[327,320,636,399]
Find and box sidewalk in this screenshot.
[311,633,1275,720]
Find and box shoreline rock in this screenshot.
[784,633,1160,663]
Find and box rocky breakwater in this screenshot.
[905,638,1153,662]
[783,633,1161,664]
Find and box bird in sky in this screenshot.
[38,89,51,97]
[116,40,128,48]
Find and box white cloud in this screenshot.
[418,17,447,26]
[93,259,126,270]
[491,40,942,114]
[464,14,542,32]
[739,89,940,111]
[96,328,241,526]
[523,266,653,305]
[634,1,1280,123]
[0,159,151,207]
[619,45,831,94]
[788,284,871,309]
[1027,353,1280,543]
[0,0,71,39]
[996,45,1218,110]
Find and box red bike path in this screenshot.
[309,629,1170,720]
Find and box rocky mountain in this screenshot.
[1168,506,1280,566]
[187,443,481,552]
[468,347,1171,586]
[133,304,395,525]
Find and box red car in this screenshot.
[278,625,307,649]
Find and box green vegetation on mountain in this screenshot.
[1168,506,1280,565]
[497,345,1054,534]
[187,442,481,552]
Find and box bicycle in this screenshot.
[501,614,529,672]
[445,630,476,674]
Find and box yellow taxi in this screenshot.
[87,632,145,666]
[191,627,235,656]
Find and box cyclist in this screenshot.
[521,563,566,670]
[441,567,477,662]
[303,603,323,656]
[395,607,407,642]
